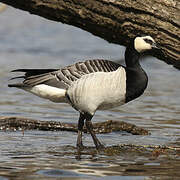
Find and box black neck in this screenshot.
[125,46,141,68]
[124,45,148,103]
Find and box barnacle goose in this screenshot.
[8,35,160,150]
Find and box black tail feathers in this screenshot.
[11,69,57,77]
[8,83,27,88]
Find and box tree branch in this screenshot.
[0,116,149,135]
[1,0,180,68]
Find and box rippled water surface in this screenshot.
[0,6,180,180]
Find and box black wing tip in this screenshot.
[11,68,58,73]
[11,69,23,73]
[9,76,25,80]
[11,69,34,72]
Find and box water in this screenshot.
[0,6,180,180]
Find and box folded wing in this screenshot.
[9,59,121,89]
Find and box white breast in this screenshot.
[67,67,126,115]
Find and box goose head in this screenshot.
[134,36,160,53]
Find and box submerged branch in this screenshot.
[42,144,180,158]
[0,116,149,135]
[103,144,180,157]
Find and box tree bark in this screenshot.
[1,0,180,68]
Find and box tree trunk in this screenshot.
[1,0,180,68]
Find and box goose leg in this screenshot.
[85,113,104,150]
[76,113,85,150]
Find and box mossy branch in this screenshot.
[0,116,149,135]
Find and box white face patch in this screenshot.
[134,36,155,53]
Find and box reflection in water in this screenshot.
[0,6,180,180]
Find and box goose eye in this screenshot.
[144,38,153,45]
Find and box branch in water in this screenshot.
[0,116,149,135]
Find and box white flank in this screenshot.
[25,84,67,103]
[67,67,126,115]
[134,36,154,53]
